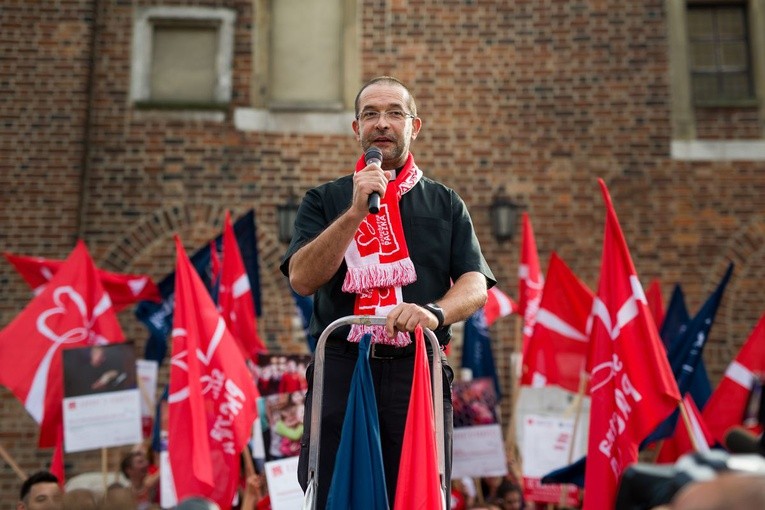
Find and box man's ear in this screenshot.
[410,117,422,141]
[352,119,361,141]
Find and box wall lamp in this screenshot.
[277,197,300,244]
[490,192,522,242]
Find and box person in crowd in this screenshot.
[175,496,221,510]
[277,359,306,393]
[451,479,469,510]
[497,482,523,510]
[100,483,137,510]
[241,473,271,510]
[480,475,525,510]
[120,449,159,509]
[62,488,97,510]
[468,503,502,510]
[281,75,495,509]
[17,471,63,510]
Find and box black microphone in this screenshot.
[365,146,383,214]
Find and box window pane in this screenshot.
[687,4,752,103]
[151,25,218,102]
[271,0,342,106]
[688,9,714,38]
[717,7,745,37]
[722,73,751,100]
[690,41,717,69]
[720,41,747,68]
[691,74,719,102]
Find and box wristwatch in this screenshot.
[422,302,445,329]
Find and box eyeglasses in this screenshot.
[356,109,416,123]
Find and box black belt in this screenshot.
[325,337,439,360]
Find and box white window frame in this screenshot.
[667,0,765,160]
[130,6,236,106]
[235,0,359,135]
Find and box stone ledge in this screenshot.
[234,108,355,135]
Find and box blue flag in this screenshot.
[462,310,502,400]
[326,333,389,510]
[541,455,586,488]
[291,288,317,352]
[645,264,734,444]
[135,210,262,363]
[660,284,712,408]
[151,385,169,453]
[660,284,690,350]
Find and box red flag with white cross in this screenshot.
[702,311,765,444]
[0,241,125,447]
[167,235,258,506]
[521,252,593,393]
[582,180,680,510]
[219,210,266,359]
[518,212,544,357]
[3,251,160,311]
[484,286,517,327]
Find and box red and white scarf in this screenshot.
[344,153,422,346]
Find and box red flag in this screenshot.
[656,395,713,463]
[219,210,266,359]
[0,241,125,447]
[3,251,161,311]
[702,312,765,444]
[645,279,665,332]
[394,326,443,510]
[168,235,258,506]
[521,252,593,393]
[583,180,680,510]
[484,286,517,327]
[50,426,65,485]
[518,212,544,357]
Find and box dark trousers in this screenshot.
[297,340,454,510]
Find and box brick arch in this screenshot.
[708,214,765,381]
[99,202,301,352]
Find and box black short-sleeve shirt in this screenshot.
[280,173,496,345]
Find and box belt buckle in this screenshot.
[370,342,395,360]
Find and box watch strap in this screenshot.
[423,303,445,329]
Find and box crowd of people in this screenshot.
[14,448,271,510]
[16,444,765,509]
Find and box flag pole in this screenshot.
[506,315,524,471]
[101,447,108,494]
[558,372,587,508]
[567,371,589,464]
[678,398,701,452]
[137,377,154,418]
[0,443,27,481]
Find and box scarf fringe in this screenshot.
[342,258,417,294]
[347,324,411,347]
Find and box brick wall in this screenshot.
[1,0,765,504]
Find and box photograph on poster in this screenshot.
[254,352,310,396]
[63,343,137,398]
[257,390,306,461]
[452,377,500,428]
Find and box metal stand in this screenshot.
[302,315,446,509]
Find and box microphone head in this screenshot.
[365,146,383,166]
[724,426,764,455]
